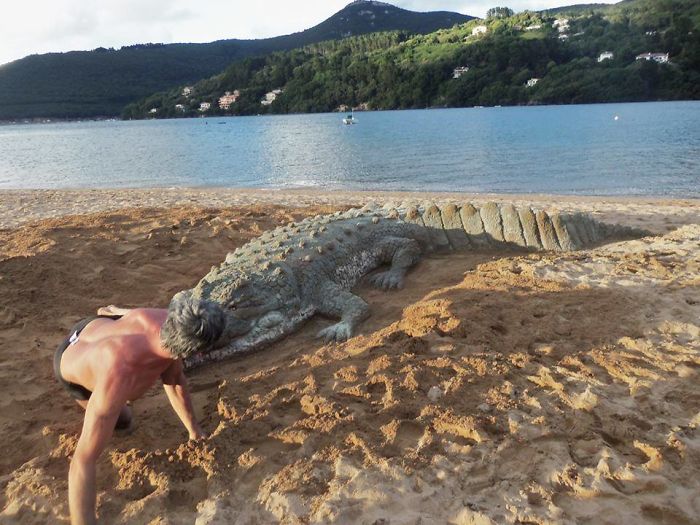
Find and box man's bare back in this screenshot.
[61,308,173,403]
[55,298,224,525]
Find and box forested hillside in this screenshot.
[0,1,471,120]
[124,0,699,119]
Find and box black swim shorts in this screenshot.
[53,315,122,400]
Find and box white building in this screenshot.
[471,25,488,36]
[218,90,240,110]
[636,52,669,64]
[175,104,186,112]
[148,108,157,114]
[526,78,540,88]
[261,89,284,106]
[199,102,211,112]
[524,24,542,31]
[553,19,569,31]
[452,66,470,79]
[182,86,194,97]
[598,51,614,62]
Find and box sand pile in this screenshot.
[0,199,698,524]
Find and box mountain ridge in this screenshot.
[123,0,699,118]
[0,1,473,120]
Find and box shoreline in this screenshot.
[2,99,699,125]
[2,187,699,231]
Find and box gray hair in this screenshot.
[160,292,226,358]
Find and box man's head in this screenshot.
[160,292,226,358]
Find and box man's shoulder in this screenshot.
[125,308,167,330]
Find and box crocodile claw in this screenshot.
[368,271,404,290]
[317,321,353,342]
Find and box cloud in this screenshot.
[0,0,618,66]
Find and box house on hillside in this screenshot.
[199,102,211,112]
[526,78,540,88]
[553,19,569,32]
[261,89,284,106]
[524,24,542,31]
[175,104,186,112]
[182,86,194,97]
[148,108,157,114]
[598,51,614,62]
[218,90,240,110]
[452,66,470,79]
[471,25,487,36]
[636,52,669,64]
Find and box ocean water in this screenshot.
[0,101,698,196]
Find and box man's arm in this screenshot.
[69,373,127,525]
[161,359,204,440]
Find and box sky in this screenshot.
[0,0,619,66]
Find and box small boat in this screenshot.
[342,113,357,125]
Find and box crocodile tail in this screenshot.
[404,201,648,252]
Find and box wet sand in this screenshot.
[0,190,698,524]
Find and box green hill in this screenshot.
[0,1,472,120]
[124,0,699,119]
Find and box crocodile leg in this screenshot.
[315,283,370,342]
[367,236,422,290]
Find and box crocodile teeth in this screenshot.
[372,217,380,224]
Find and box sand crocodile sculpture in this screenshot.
[176,201,646,369]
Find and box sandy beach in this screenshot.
[0,189,698,525]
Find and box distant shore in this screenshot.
[4,98,700,126]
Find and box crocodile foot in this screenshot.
[318,321,353,342]
[368,271,404,290]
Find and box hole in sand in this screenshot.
[394,420,425,450]
[367,381,387,396]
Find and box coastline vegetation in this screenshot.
[123,0,700,119]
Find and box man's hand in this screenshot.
[97,305,132,316]
[162,359,205,441]
[189,425,207,441]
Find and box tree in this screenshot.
[487,7,514,19]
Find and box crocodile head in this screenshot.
[190,263,307,355]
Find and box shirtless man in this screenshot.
[53,293,226,525]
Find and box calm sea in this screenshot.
[0,102,698,196]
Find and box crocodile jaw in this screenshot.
[183,306,315,369]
